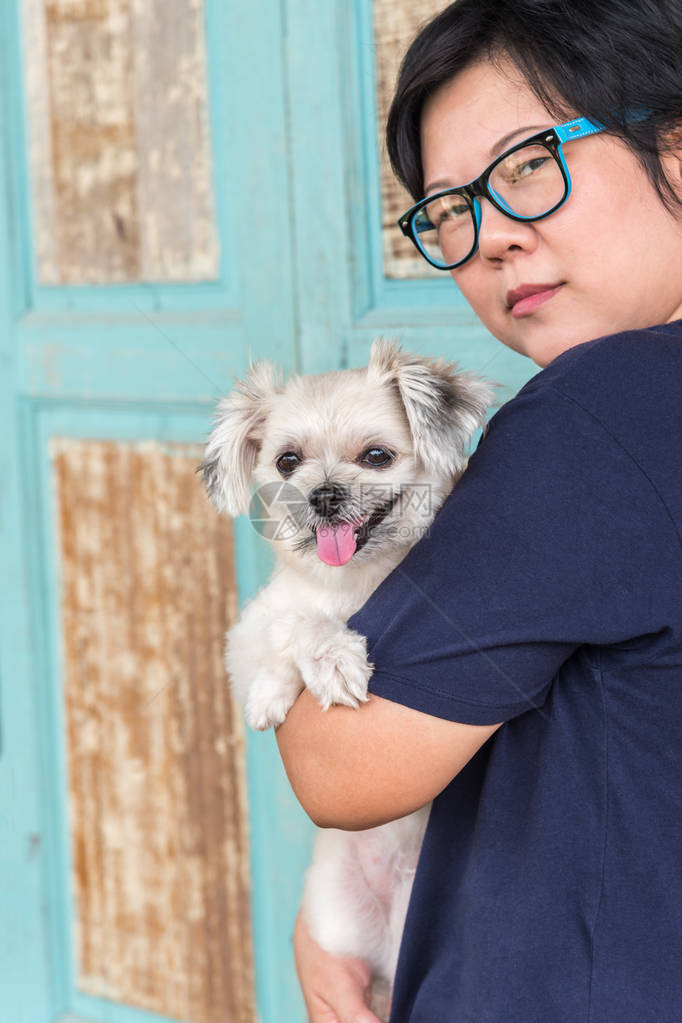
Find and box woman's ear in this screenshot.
[367,336,499,476]
[197,360,281,517]
[661,123,682,202]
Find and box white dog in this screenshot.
[199,338,495,1017]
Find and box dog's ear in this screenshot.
[367,337,498,476]
[197,360,281,517]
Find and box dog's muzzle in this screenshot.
[309,489,398,566]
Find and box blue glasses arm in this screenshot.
[555,108,650,144]
[555,117,604,143]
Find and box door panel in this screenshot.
[23,0,219,286]
[51,434,252,1020]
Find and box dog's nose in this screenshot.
[308,482,348,517]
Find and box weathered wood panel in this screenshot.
[23,0,219,283]
[373,0,446,279]
[52,438,255,1022]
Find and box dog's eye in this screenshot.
[276,451,301,475]
[361,447,394,467]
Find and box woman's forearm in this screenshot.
[275,687,502,830]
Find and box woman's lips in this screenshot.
[507,283,564,318]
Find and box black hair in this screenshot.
[386,0,682,213]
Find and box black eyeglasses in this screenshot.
[398,117,604,271]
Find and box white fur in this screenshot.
[200,338,497,1017]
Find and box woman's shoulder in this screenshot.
[481,318,682,537]
[493,318,682,441]
[523,318,682,405]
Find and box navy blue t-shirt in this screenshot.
[346,320,682,1023]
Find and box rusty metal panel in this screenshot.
[52,438,255,1022]
[373,0,445,279]
[23,0,219,284]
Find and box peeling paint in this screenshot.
[23,0,219,283]
[373,0,445,279]
[52,437,255,1022]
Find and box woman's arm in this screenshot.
[275,688,502,830]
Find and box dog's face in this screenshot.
[199,339,495,568]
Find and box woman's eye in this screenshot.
[276,451,301,475]
[510,156,549,181]
[429,200,468,228]
[361,447,394,467]
[437,208,467,228]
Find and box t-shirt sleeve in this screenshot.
[345,381,673,724]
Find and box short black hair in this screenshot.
[386,0,682,213]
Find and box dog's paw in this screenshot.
[297,624,374,711]
[244,671,302,731]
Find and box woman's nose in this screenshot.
[475,197,538,263]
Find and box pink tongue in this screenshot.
[316,522,357,566]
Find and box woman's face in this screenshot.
[420,58,682,367]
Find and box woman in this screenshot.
[276,1,682,1020]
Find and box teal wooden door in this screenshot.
[0,2,537,1022]
[0,1,311,1020]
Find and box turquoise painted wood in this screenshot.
[285,0,536,396]
[1,0,313,1019]
[0,1,540,1021]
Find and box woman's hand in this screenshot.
[293,908,383,1023]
